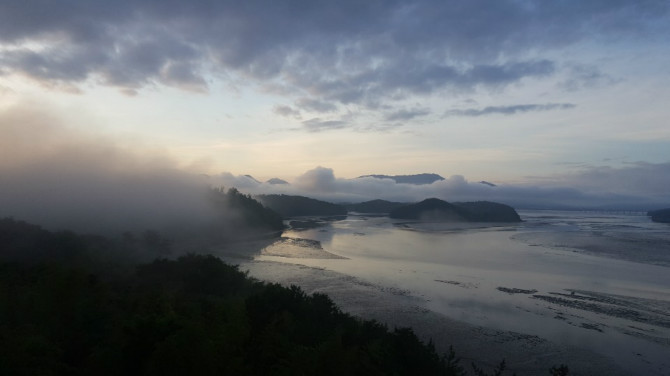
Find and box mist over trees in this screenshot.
[0,220,466,376]
[452,201,522,222]
[208,187,285,234]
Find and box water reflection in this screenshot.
[248,211,670,374]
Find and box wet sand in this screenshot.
[236,259,629,376]
[208,212,670,375]
[209,239,629,375]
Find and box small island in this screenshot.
[346,199,405,213]
[389,198,521,222]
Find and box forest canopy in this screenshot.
[0,218,464,375]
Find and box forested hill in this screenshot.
[346,199,406,213]
[256,194,347,217]
[0,219,465,376]
[390,199,521,222]
[453,201,522,222]
[210,188,284,232]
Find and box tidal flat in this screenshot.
[217,210,670,375]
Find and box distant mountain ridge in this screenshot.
[266,178,289,185]
[358,173,444,185]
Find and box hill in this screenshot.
[347,199,406,213]
[243,174,261,183]
[256,194,347,217]
[453,201,522,222]
[266,178,289,185]
[0,220,465,375]
[390,198,468,221]
[390,199,521,222]
[0,188,285,264]
[211,188,284,231]
[358,173,445,185]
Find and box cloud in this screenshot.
[216,173,265,190]
[385,107,431,122]
[273,105,301,118]
[294,166,338,192]
[293,60,556,109]
[559,162,670,198]
[1,1,666,108]
[0,104,243,235]
[559,64,620,91]
[159,61,208,93]
[302,118,349,132]
[295,98,338,113]
[445,103,576,117]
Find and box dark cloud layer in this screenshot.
[385,107,431,122]
[446,103,576,117]
[1,1,667,113]
[273,105,301,119]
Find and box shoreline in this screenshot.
[230,257,630,376]
[207,211,670,375]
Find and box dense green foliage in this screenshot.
[0,219,464,375]
[1,213,570,376]
[257,194,347,217]
[0,257,464,375]
[0,218,171,268]
[390,199,521,223]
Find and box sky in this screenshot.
[1,0,670,219]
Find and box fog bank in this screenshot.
[0,106,217,234]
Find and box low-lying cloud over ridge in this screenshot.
[218,166,670,210]
[2,104,667,236]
